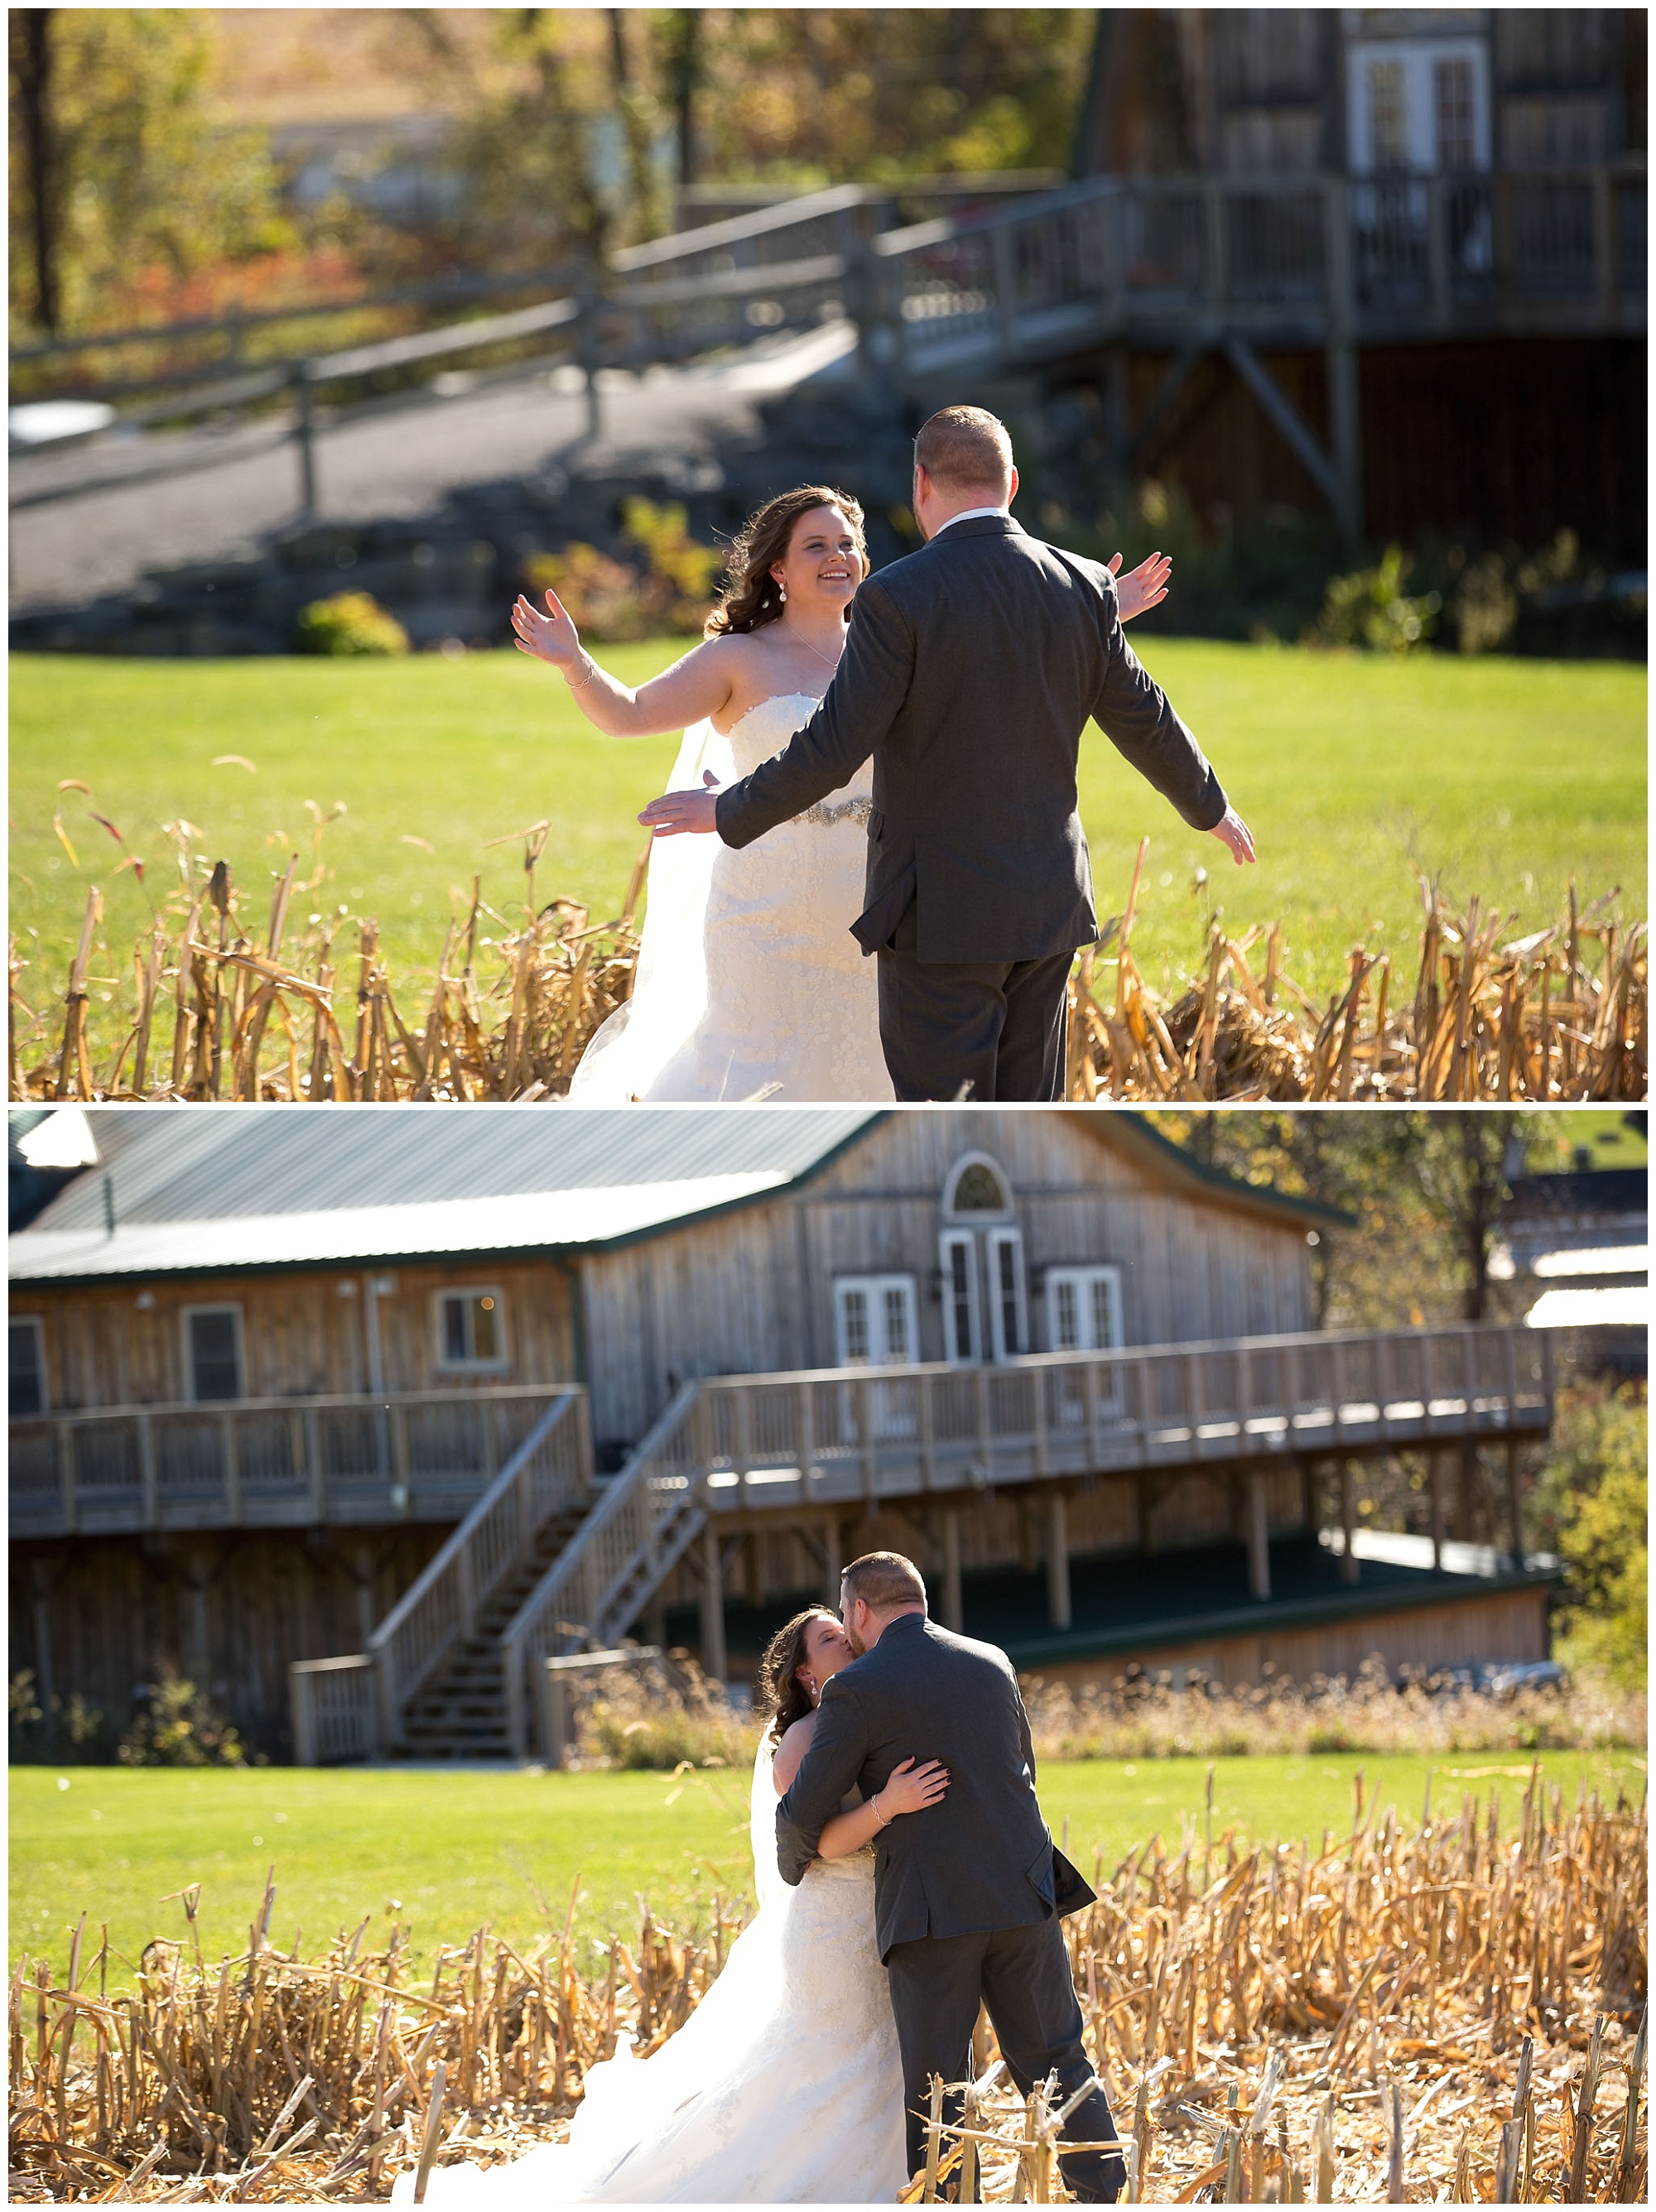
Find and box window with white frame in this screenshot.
[939,1230,981,1363]
[436,1288,508,1370]
[10,1317,46,1416]
[183,1306,244,1402]
[1044,1267,1124,1354]
[987,1228,1028,1361]
[943,1152,1014,1221]
[1347,39,1491,175]
[833,1276,919,1369]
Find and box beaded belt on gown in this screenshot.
[792,796,874,827]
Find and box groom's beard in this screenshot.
[844,1626,867,1657]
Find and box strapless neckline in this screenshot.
[714,690,825,742]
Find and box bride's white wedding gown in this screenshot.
[394,1741,907,2204]
[568,693,893,1103]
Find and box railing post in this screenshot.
[918,1373,936,1491]
[292,363,318,522]
[137,1411,157,1529]
[991,219,1018,363]
[732,1387,753,1510]
[305,1407,324,1521]
[1032,1365,1050,1479]
[503,1642,527,1762]
[860,1377,878,1501]
[291,1668,315,1767]
[974,1366,992,1485]
[389,1402,411,1507]
[222,1413,242,1525]
[699,1522,727,1684]
[1593,165,1615,328]
[797,1382,816,1492]
[60,1423,79,1536]
[1426,174,1451,330]
[542,1660,570,1769]
[1134,1358,1153,1464]
[1323,174,1363,544]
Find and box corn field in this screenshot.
[10,832,1644,1103]
[9,1776,1644,2202]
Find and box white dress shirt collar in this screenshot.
[929,503,1011,538]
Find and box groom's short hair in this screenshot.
[914,406,1013,493]
[842,1551,927,1615]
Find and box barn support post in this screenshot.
[1428,1450,1447,1571]
[184,1544,216,1680]
[1046,1492,1072,1631]
[821,1515,842,1607]
[1504,1438,1525,1572]
[30,1560,58,1747]
[1323,175,1365,543]
[1135,1472,1156,1556]
[941,1508,964,1633]
[1457,1437,1480,1542]
[1246,1469,1272,1603]
[1338,1463,1360,1584]
[1298,1458,1315,1537]
[698,1522,727,1685]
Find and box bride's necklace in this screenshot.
[790,624,844,675]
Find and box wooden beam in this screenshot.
[1504,1437,1525,1572]
[1247,1469,1272,1602]
[698,1522,727,1684]
[822,1514,842,1608]
[941,1508,964,1633]
[1338,1462,1360,1585]
[1221,334,1348,519]
[1047,1492,1072,1632]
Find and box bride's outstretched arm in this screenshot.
[510,585,736,737]
[818,1757,951,1859]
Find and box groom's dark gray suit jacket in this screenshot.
[715,515,1227,966]
[775,1612,1094,1962]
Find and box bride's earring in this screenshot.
[775,577,787,603]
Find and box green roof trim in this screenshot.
[1004,1562,1559,1673]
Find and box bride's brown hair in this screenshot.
[754,1606,839,1742]
[704,486,868,639]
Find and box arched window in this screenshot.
[942,1152,1013,1221]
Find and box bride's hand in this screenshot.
[639,768,722,838]
[876,1758,951,1820]
[512,586,582,671]
[1108,551,1172,623]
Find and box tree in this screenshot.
[1531,1386,1648,1689]
[7,10,285,339]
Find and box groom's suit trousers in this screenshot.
[885,1917,1125,2203]
[877,903,1069,1100]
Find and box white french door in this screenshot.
[940,1229,1028,1363]
[834,1275,920,1438]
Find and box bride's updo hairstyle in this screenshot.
[754,1606,839,1743]
[704,485,868,639]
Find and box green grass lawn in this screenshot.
[9,642,1644,1065]
[12,1748,1642,1988]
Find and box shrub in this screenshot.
[296,590,410,656]
[117,1674,257,1767]
[564,1652,757,1772]
[1531,1383,1648,1690]
[1312,545,1442,653]
[9,1668,109,1761]
[522,498,724,643]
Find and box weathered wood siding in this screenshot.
[580,1113,1312,1445]
[10,1528,445,1758]
[13,1262,575,1411]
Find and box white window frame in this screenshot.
[434,1286,510,1373]
[941,1150,1016,1224]
[986,1227,1029,1362]
[833,1274,920,1369]
[10,1315,48,1415]
[1346,38,1491,176]
[939,1230,982,1364]
[1044,1266,1124,1355]
[181,1303,246,1404]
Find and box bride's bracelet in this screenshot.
[565,652,595,692]
[871,1791,891,1830]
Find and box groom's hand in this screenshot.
[638,768,722,837]
[1108,550,1172,623]
[1210,805,1256,865]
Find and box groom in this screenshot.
[641,403,1254,1101]
[776,1551,1126,2204]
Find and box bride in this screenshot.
[398,1608,949,2204]
[513,485,891,1101]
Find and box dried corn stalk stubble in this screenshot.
[11,834,1644,1102]
[9,1773,1644,2202]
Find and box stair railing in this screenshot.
[368,1388,592,1749]
[498,1380,709,1755]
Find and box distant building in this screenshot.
[1496,1156,1648,1376]
[1061,7,1646,556]
[11,1107,1557,1762]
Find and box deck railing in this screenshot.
[289,1654,378,1767]
[9,1382,571,1539]
[870,164,1645,375]
[494,1323,1552,1755]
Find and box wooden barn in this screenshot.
[9,1106,1557,1762]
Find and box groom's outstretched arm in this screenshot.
[1089,571,1228,834]
[715,580,914,849]
[775,1677,870,1886]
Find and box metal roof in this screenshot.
[7,1105,1342,1285]
[9,1108,878,1281]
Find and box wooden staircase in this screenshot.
[396,1505,590,1758]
